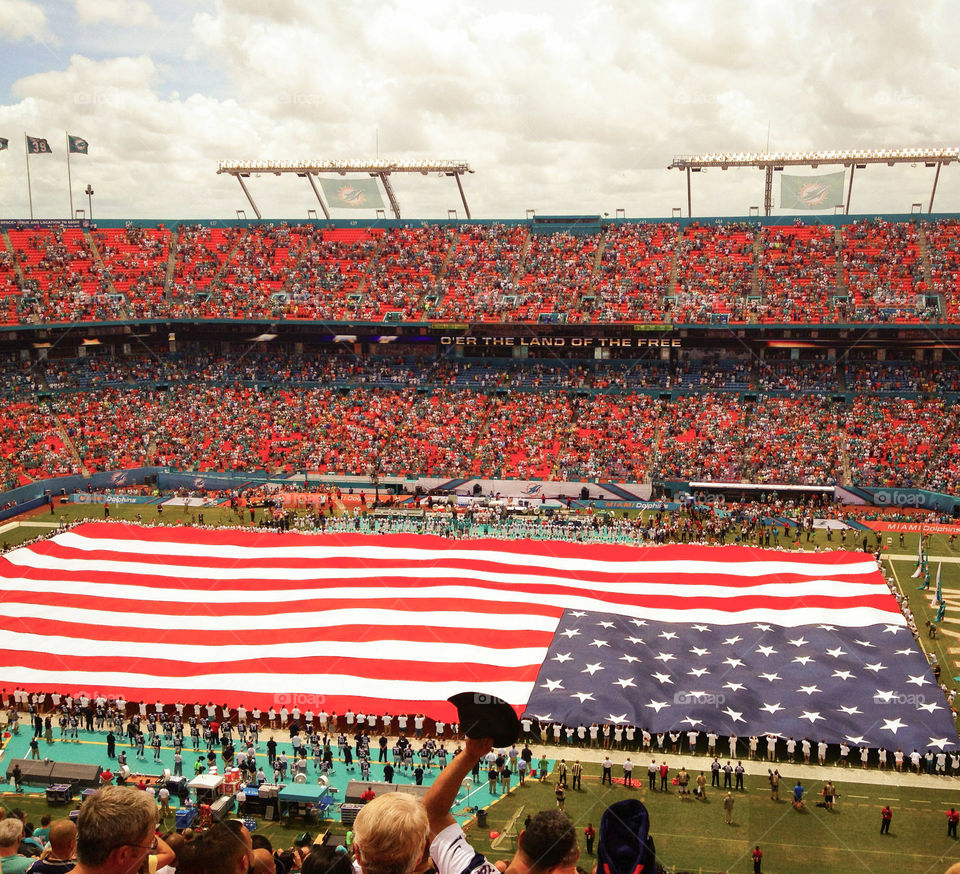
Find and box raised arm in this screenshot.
[423,736,492,836]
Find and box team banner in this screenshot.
[26,135,52,154]
[318,176,384,210]
[780,171,844,210]
[67,134,89,154]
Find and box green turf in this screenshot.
[469,767,960,874]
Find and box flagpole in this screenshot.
[24,133,34,221]
[66,132,74,219]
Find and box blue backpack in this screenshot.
[597,799,659,874]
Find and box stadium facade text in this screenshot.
[438,336,681,348]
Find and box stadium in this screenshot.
[3,3,960,873]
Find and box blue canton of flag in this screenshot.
[525,610,958,753]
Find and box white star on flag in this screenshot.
[873,690,897,703]
[590,639,610,648]
[582,663,604,675]
[906,675,930,687]
[607,714,627,724]
[757,645,778,657]
[723,658,745,668]
[571,691,595,703]
[760,703,784,714]
[817,624,837,631]
[646,700,670,713]
[864,662,886,673]
[838,705,862,715]
[598,621,616,629]
[680,716,702,727]
[692,624,711,632]
[651,672,673,685]
[561,629,580,638]
[614,678,637,689]
[570,611,587,618]
[688,668,710,678]
[882,625,903,634]
[722,707,745,723]
[788,636,808,647]
[759,672,782,682]
[541,680,564,691]
[799,711,824,723]
[917,702,942,714]
[626,636,644,645]
[723,635,743,645]
[552,653,573,663]
[690,647,710,657]
[928,737,954,750]
[825,647,846,658]
[654,652,676,662]
[832,670,854,680]
[619,654,640,664]
[793,656,814,666]
[754,623,773,632]
[797,685,820,696]
[660,631,678,640]
[855,639,876,648]
[881,717,907,735]
[845,735,865,745]
[630,619,647,627]
[723,682,746,692]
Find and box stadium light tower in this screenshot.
[668,147,960,216]
[216,159,475,220]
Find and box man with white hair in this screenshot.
[352,793,431,874]
[0,818,30,873]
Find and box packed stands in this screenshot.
[2,351,956,493]
[1,216,959,324]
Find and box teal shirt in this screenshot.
[1,855,33,874]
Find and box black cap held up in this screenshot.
[447,692,521,747]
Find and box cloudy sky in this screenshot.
[1,0,959,221]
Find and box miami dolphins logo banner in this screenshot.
[781,172,845,210]
[319,176,385,210]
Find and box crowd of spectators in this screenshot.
[1,218,956,325]
[3,351,960,492]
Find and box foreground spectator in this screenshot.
[353,794,430,874]
[25,818,76,873]
[0,819,30,874]
[425,737,579,874]
[175,821,253,874]
[72,786,171,874]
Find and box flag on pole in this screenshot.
[67,135,88,154]
[0,522,955,751]
[0,138,8,151]
[26,136,52,154]
[912,537,924,577]
[936,563,943,605]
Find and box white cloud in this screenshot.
[1,1,960,219]
[74,0,160,28]
[0,0,54,43]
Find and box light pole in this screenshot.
[84,184,94,220]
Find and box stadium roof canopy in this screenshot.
[668,147,960,217]
[216,159,474,220]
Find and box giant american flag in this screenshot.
[0,523,954,750]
